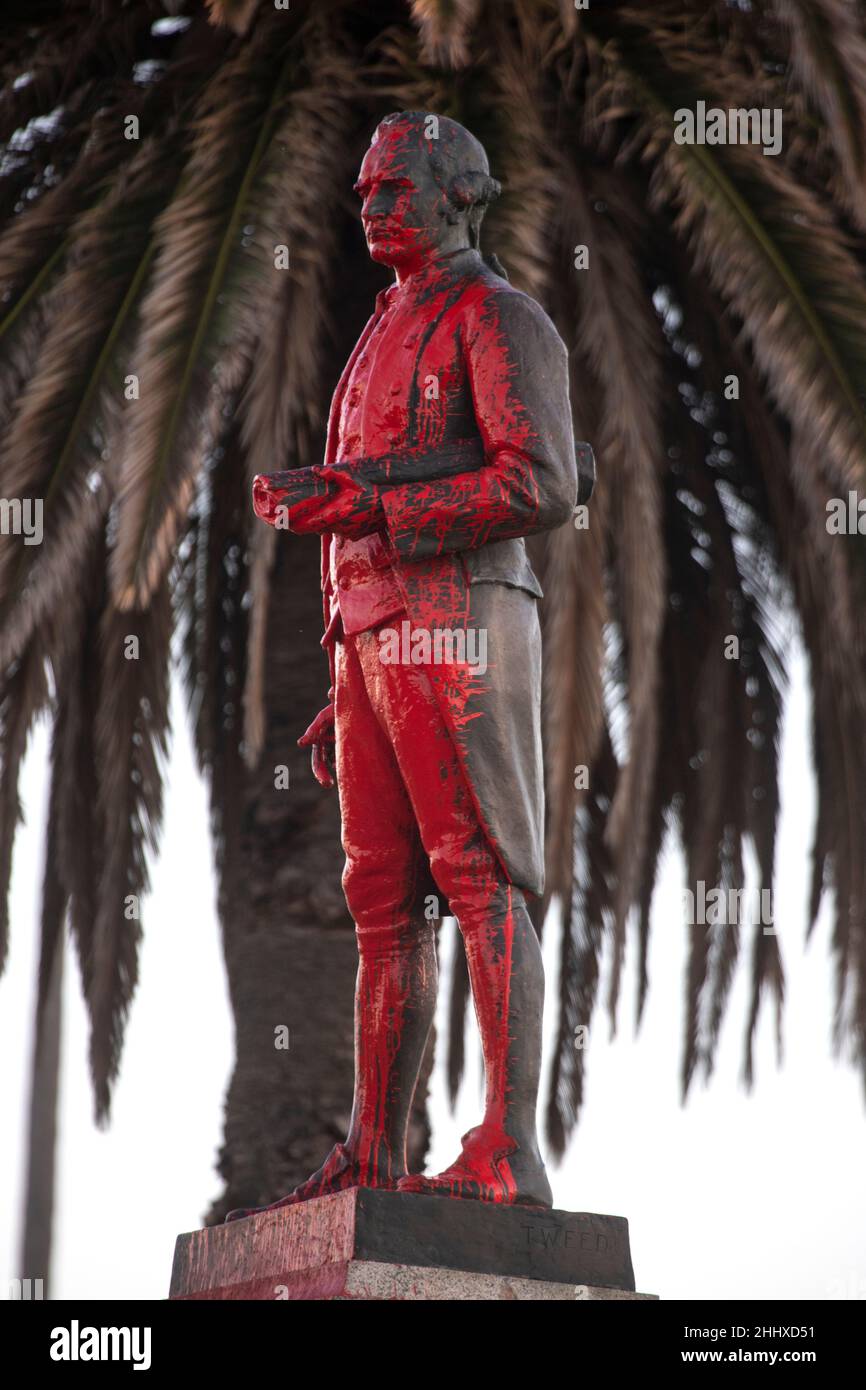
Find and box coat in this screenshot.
[318,247,581,898]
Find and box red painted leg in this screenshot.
[346,636,552,1207]
[398,883,552,1207]
[226,634,437,1222]
[226,920,437,1221]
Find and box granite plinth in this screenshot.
[170,1188,648,1301]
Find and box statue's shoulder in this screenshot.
[455,260,566,352]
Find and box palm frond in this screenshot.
[176,425,249,929]
[772,0,866,229]
[0,640,49,972]
[545,733,616,1157]
[233,29,359,759]
[559,164,667,1026]
[35,735,67,1046]
[591,14,866,495]
[408,0,483,68]
[206,0,262,36]
[0,131,183,666]
[44,536,106,1016]
[109,18,300,609]
[0,108,131,344]
[89,579,172,1120]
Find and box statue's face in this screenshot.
[355,124,453,269]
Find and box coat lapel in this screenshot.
[320,289,394,607]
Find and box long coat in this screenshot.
[319,248,581,899]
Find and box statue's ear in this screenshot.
[448,171,501,208]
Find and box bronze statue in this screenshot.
[228,111,594,1218]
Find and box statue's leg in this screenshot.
[397,854,552,1207]
[225,632,436,1221]
[338,632,439,1189]
[347,632,552,1207]
[344,904,437,1186]
[443,875,551,1206]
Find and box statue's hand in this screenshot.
[252,472,293,526]
[298,701,336,788]
[251,466,384,538]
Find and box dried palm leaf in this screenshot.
[408,0,483,68]
[0,640,49,971]
[205,0,262,37]
[89,578,172,1119]
[558,163,666,1026]
[110,17,301,609]
[771,0,866,229]
[0,132,183,665]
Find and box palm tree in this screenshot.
[3,0,866,1260]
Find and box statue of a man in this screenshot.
[229,111,593,1219]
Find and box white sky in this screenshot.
[1,640,865,1301]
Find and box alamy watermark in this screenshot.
[826,491,866,534]
[378,620,488,675]
[49,1321,151,1371]
[0,497,42,545]
[674,100,782,157]
[7,1277,44,1299]
[684,880,775,934]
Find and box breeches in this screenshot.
[334,624,521,950]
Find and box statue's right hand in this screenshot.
[298,702,336,789]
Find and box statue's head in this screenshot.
[355,111,501,271]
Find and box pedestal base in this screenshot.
[170,1188,656,1301]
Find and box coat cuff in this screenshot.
[379,483,441,559]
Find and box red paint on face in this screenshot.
[355,119,452,277]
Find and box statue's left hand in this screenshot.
[252,472,288,526]
[252,465,384,538]
[297,700,336,788]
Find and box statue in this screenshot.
[226,111,594,1220]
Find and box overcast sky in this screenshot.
[1,640,865,1301]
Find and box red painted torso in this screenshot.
[327,255,481,636]
[329,285,405,636]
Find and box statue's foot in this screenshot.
[397,1123,553,1208]
[224,1143,397,1222]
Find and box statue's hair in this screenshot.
[374,111,502,253]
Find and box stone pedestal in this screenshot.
[169,1189,656,1301]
